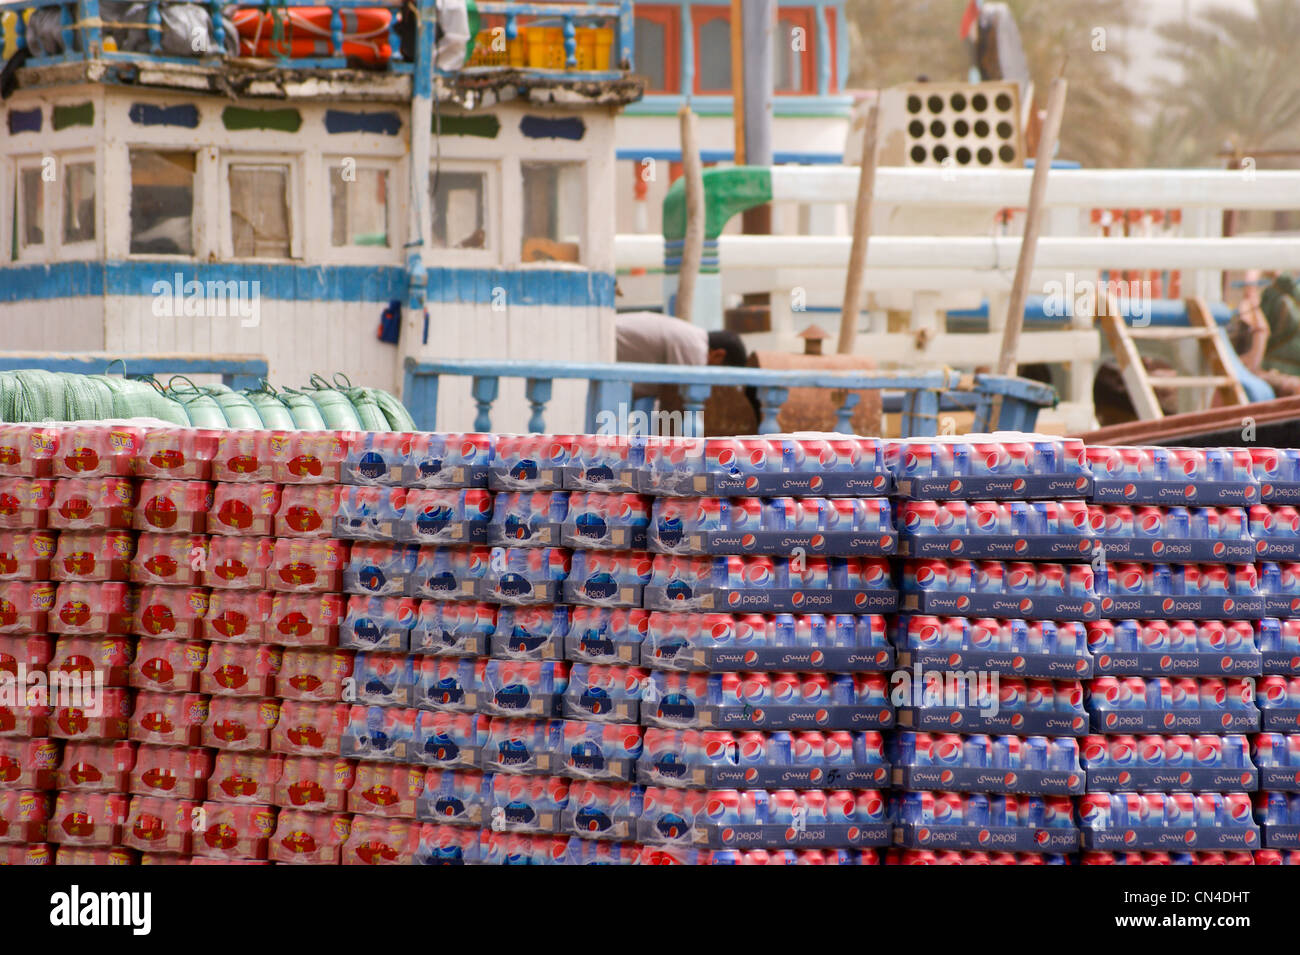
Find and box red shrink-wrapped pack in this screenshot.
[122,794,199,854]
[206,589,274,644]
[204,697,280,752]
[49,687,131,742]
[348,761,424,818]
[51,581,132,635]
[270,809,350,864]
[133,584,208,639]
[0,529,56,580]
[0,737,60,789]
[129,744,211,800]
[2,843,53,864]
[212,431,278,483]
[193,801,276,861]
[209,752,284,805]
[0,790,51,842]
[48,790,128,846]
[49,477,135,531]
[57,846,135,864]
[271,700,347,757]
[50,634,133,687]
[211,482,281,536]
[270,431,349,485]
[0,583,56,635]
[267,593,345,647]
[130,692,209,747]
[277,647,353,702]
[0,634,52,676]
[135,479,213,534]
[135,427,219,481]
[59,741,136,793]
[54,423,142,478]
[342,815,418,865]
[270,538,347,594]
[275,484,340,539]
[0,424,59,478]
[0,477,55,529]
[130,637,208,693]
[201,642,281,697]
[51,530,133,582]
[205,536,275,590]
[275,755,355,812]
[133,533,207,586]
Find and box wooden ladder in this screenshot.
[1098,295,1247,420]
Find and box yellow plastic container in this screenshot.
[524,26,564,69]
[466,27,526,68]
[575,27,612,71]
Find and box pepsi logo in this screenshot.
[1012,479,1026,493]
[721,827,735,843]
[854,593,868,608]
[1213,542,1225,558]
[948,712,963,726]
[1178,771,1192,786]
[810,535,825,550]
[744,768,758,783]
[1257,540,1269,554]
[727,592,742,607]
[1083,601,1096,614]
[1184,831,1197,846]
[880,534,893,550]
[917,827,931,842]
[1067,774,1080,788]
[810,651,824,666]
[1222,599,1235,612]
[1011,714,1024,729]
[1014,540,1028,554]
[1034,830,1050,845]
[1221,656,1234,671]
[1246,830,1258,844]
[1018,598,1033,613]
[810,768,823,782]
[741,534,757,549]
[956,596,971,611]
[1163,713,1177,728]
[1079,540,1091,553]
[1123,830,1138,845]
[1012,656,1025,670]
[949,480,962,494]
[940,770,954,785]
[1162,598,1176,614]
[751,708,765,723]
[876,650,889,666]
[1004,772,1017,786]
[1075,659,1088,674]
[1264,483,1276,495]
[1071,716,1085,731]
[1105,713,1119,728]
[1152,541,1164,556]
[1220,713,1233,728]
[809,476,823,492]
[1160,655,1172,669]
[1101,598,1116,612]
[1118,771,1131,784]
[1098,655,1111,668]
[978,830,991,846]
[847,825,861,841]
[948,653,962,667]
[744,477,759,491]
[815,709,829,725]
[1123,484,1137,498]
[1076,477,1089,491]
[1184,485,1196,498]
[792,592,805,607]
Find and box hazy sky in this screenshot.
[1119,0,1259,98]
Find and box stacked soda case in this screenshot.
[1080,445,1264,856]
[480,438,644,861]
[628,436,895,859]
[887,434,1092,859]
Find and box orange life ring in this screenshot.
[232,7,393,63]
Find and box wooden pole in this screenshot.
[837,101,879,355]
[676,105,705,323]
[730,0,745,166]
[996,76,1068,376]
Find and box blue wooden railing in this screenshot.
[0,352,270,391]
[402,358,1058,436]
[0,0,633,77]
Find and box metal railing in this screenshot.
[0,0,633,77]
[402,357,1057,436]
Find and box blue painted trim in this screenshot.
[519,115,585,140]
[0,262,617,308]
[323,109,403,135]
[814,3,829,97]
[1026,159,1083,169]
[680,2,695,104]
[0,353,269,390]
[7,108,42,134]
[626,93,853,117]
[616,148,843,165]
[129,103,200,128]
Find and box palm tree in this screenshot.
[1153,0,1300,166]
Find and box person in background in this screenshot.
[614,311,754,430]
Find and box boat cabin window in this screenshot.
[774,13,813,94]
[520,161,584,264]
[330,165,390,248]
[18,164,45,250]
[694,10,732,94]
[62,161,96,244]
[130,149,196,256]
[634,6,679,94]
[430,169,488,251]
[229,163,293,259]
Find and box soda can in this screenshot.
[900,792,934,825]
[1163,735,1193,768]
[1260,675,1289,707]
[1037,564,1065,596]
[1111,564,1146,595]
[769,672,801,705]
[946,560,974,592]
[768,731,794,765]
[933,734,964,766]
[1167,620,1198,652]
[1007,619,1029,652]
[1199,679,1227,709]
[1079,736,1108,768]
[1249,505,1274,538]
[1166,793,1195,828]
[1023,737,1050,770]
[1086,621,1115,653]
[993,735,1022,769]
[1134,507,1164,537]
[792,732,824,765]
[1195,793,1221,828]
[1005,562,1037,594]
[1165,507,1191,538]
[988,794,1018,828]
[936,500,968,535]
[1225,677,1254,707]
[999,678,1026,710]
[1146,677,1174,710]
[1220,508,1244,538]
[1133,735,1163,767]
[1171,448,1206,479]
[1192,734,1223,767]
[1104,506,1134,536]
[1067,565,1095,598]
[974,561,1004,594]
[830,674,856,706]
[1124,677,1151,709]
[934,792,963,824]
[1150,564,1173,596]
[1139,792,1166,826]
[1090,676,1122,709]
[800,672,831,705]
[1221,735,1247,769]
[1224,621,1252,653]
[1055,681,1083,712]
[1079,794,1111,828]
[965,793,990,828]
[968,618,1003,651]
[1260,563,1283,595]
[970,502,1006,534]
[963,735,991,768]
[1233,564,1259,596]
[1008,501,1036,536]
[1222,793,1252,827]
[1139,621,1169,652]
[1170,678,1201,710]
